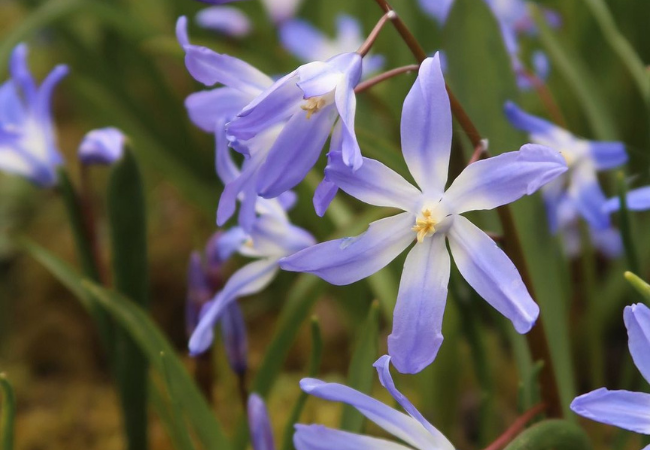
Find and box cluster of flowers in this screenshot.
[3,0,650,447]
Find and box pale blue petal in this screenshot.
[532,51,550,81]
[189,258,278,355]
[590,226,622,259]
[215,121,240,185]
[604,187,650,213]
[335,15,362,48]
[374,356,455,450]
[256,107,336,198]
[443,144,567,214]
[418,0,454,24]
[208,226,248,262]
[448,216,539,333]
[278,190,297,211]
[313,177,338,217]
[504,101,559,136]
[294,425,411,450]
[221,301,248,374]
[571,388,650,434]
[216,153,263,227]
[388,236,450,374]
[9,44,37,105]
[568,164,610,230]
[625,304,650,385]
[78,127,125,165]
[248,394,276,450]
[0,81,26,127]
[589,141,628,171]
[280,212,415,285]
[196,6,252,38]
[297,61,345,97]
[280,20,329,63]
[401,54,452,197]
[247,212,315,257]
[362,55,385,77]
[185,88,250,133]
[261,0,302,23]
[542,178,566,234]
[334,60,363,170]
[324,151,422,212]
[299,378,439,449]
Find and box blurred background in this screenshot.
[0,0,649,448]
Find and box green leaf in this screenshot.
[22,241,231,450]
[0,374,15,450]
[625,272,650,302]
[159,352,197,450]
[280,318,323,450]
[108,149,150,450]
[503,419,593,450]
[340,301,380,433]
[616,172,641,275]
[531,5,618,140]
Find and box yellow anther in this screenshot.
[560,151,575,167]
[301,96,328,119]
[412,209,436,243]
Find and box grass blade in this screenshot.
[0,374,15,450]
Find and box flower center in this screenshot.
[560,150,575,167]
[301,92,334,119]
[412,209,437,243]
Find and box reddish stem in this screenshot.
[355,64,420,93]
[357,11,394,57]
[483,403,547,450]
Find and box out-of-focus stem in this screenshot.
[371,0,563,418]
[519,69,567,128]
[354,64,420,93]
[79,163,108,284]
[483,403,546,450]
[616,172,640,275]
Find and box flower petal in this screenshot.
[624,304,650,385]
[185,88,251,133]
[196,6,251,38]
[504,101,560,136]
[388,236,450,374]
[400,54,452,196]
[588,141,627,171]
[374,356,455,450]
[571,388,650,434]
[443,144,567,214]
[220,301,248,374]
[448,215,539,334]
[248,394,276,450]
[418,0,454,24]
[568,163,611,230]
[299,378,437,449]
[590,226,622,259]
[78,127,125,166]
[294,425,411,450]
[256,107,336,198]
[280,19,330,63]
[604,186,650,214]
[189,258,278,355]
[313,177,339,217]
[325,151,422,212]
[334,62,362,170]
[9,44,37,105]
[280,212,414,285]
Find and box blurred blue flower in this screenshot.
[604,186,650,214]
[0,44,68,187]
[295,355,455,450]
[282,55,567,374]
[261,0,303,24]
[78,127,125,166]
[226,50,363,201]
[248,393,276,450]
[189,197,315,356]
[505,101,628,232]
[196,6,252,38]
[571,303,650,442]
[280,15,385,77]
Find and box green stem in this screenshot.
[503,420,592,450]
[617,172,640,276]
[0,374,15,450]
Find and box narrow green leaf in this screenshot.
[280,318,323,450]
[340,301,380,433]
[108,149,150,450]
[531,5,618,140]
[0,374,15,450]
[616,172,640,275]
[503,420,593,450]
[150,385,197,450]
[160,352,197,450]
[22,241,231,450]
[625,272,650,302]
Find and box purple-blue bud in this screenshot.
[78,127,126,166]
[185,251,213,338]
[220,301,248,375]
[247,393,275,450]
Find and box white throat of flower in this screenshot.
[301,91,335,119]
[412,209,437,243]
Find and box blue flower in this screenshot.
[571,303,650,444]
[281,55,567,374]
[248,393,276,450]
[505,101,628,232]
[189,197,315,356]
[295,355,454,450]
[0,44,68,187]
[195,6,252,38]
[280,15,385,77]
[78,127,125,166]
[604,186,650,214]
[226,50,363,200]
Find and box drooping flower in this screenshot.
[196,6,252,38]
[604,186,650,214]
[571,303,650,444]
[505,101,628,232]
[78,127,125,166]
[295,355,454,450]
[248,393,276,450]
[0,44,68,187]
[280,15,385,77]
[281,54,567,374]
[226,49,363,200]
[261,0,303,24]
[189,197,314,356]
